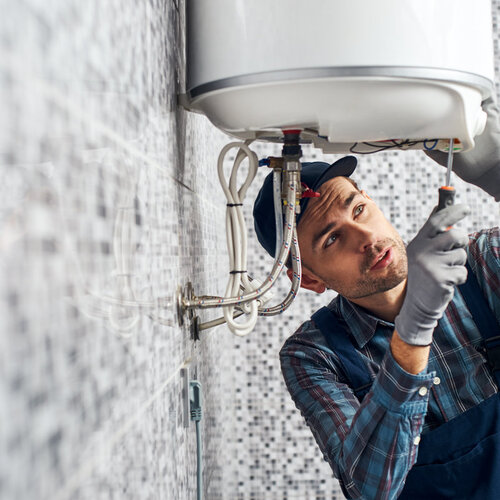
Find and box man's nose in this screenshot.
[352,224,378,252]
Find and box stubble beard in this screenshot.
[323,236,408,300]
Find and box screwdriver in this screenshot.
[437,138,456,211]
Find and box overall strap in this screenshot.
[312,306,372,401]
[459,262,500,386]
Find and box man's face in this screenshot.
[297,177,407,300]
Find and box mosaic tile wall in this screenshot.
[2,1,500,500]
[0,1,235,499]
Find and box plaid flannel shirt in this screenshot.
[280,228,500,500]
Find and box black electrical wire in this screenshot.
[349,139,429,154]
[349,142,395,154]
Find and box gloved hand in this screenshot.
[425,96,500,201]
[395,204,470,346]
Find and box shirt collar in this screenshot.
[329,294,395,349]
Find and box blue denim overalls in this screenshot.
[311,264,500,499]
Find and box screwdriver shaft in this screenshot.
[445,138,454,186]
[437,138,456,213]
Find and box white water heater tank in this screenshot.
[186,0,494,152]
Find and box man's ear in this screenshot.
[286,267,326,294]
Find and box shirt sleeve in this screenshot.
[280,326,435,500]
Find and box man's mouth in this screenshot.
[370,247,393,271]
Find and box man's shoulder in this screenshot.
[279,298,343,361]
[279,317,322,354]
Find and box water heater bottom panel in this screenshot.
[189,76,487,152]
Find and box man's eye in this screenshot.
[325,233,338,248]
[355,204,365,216]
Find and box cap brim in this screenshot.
[311,155,357,191]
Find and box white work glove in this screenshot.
[395,204,470,346]
[425,96,500,201]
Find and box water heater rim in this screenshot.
[188,66,493,101]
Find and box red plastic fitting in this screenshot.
[301,183,321,198]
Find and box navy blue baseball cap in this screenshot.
[253,156,357,257]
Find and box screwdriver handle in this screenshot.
[438,186,456,211]
[438,186,455,231]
